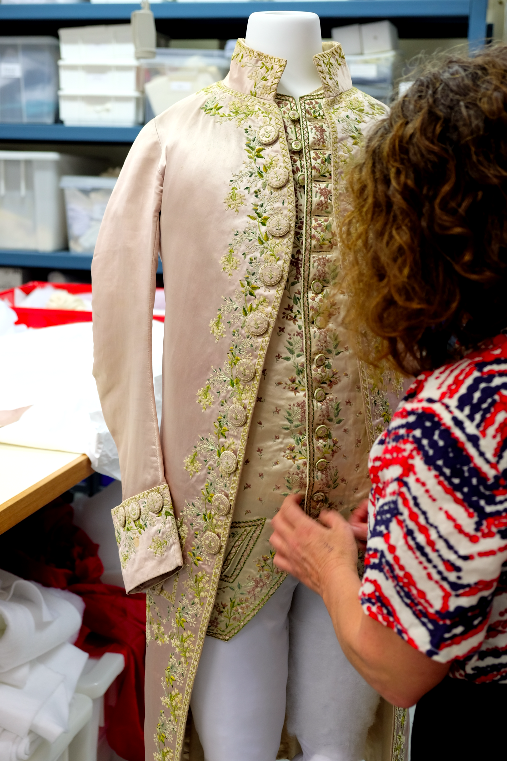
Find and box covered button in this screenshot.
[130,500,141,521]
[311,280,324,294]
[228,403,247,427]
[267,165,289,189]
[236,359,256,383]
[212,493,231,516]
[117,505,126,528]
[315,425,329,438]
[259,262,283,287]
[314,353,326,367]
[291,139,303,151]
[289,109,300,121]
[220,450,238,475]
[258,125,279,145]
[314,388,326,402]
[267,213,290,237]
[202,531,221,555]
[148,492,164,514]
[246,312,269,336]
[312,491,326,503]
[315,458,329,472]
[297,173,306,187]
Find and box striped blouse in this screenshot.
[360,333,507,683]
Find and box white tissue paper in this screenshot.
[0,730,42,761]
[0,302,26,339]
[0,570,83,672]
[0,320,164,480]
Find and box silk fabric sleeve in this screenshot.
[92,119,183,594]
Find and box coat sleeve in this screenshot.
[92,119,183,594]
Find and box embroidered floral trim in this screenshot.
[313,42,352,97]
[230,38,287,100]
[111,484,178,570]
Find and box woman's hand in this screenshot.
[349,499,369,551]
[269,494,359,597]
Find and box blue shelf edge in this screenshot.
[0,124,142,143]
[0,250,163,273]
[0,1,473,20]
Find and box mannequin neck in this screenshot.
[245,12,323,99]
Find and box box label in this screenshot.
[349,63,378,80]
[0,62,22,79]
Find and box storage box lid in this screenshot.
[58,90,142,98]
[58,59,138,68]
[60,175,117,190]
[0,37,59,46]
[0,150,62,161]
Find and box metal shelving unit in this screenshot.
[0,1,489,271]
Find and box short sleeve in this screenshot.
[359,400,507,664]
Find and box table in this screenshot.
[0,443,93,534]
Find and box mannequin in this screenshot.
[245,11,323,99]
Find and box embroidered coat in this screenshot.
[92,39,404,761]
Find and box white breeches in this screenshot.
[190,576,379,761]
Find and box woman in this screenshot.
[270,45,507,759]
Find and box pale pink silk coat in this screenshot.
[92,39,406,761]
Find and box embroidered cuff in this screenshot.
[111,483,183,594]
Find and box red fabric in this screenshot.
[0,499,145,761]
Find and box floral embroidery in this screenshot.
[313,42,352,97]
[224,186,246,213]
[230,38,286,100]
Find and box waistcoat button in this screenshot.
[297,173,306,187]
[267,165,289,189]
[219,451,237,475]
[291,139,303,152]
[315,425,330,438]
[314,353,326,367]
[202,531,221,555]
[314,388,326,402]
[258,125,279,145]
[289,110,300,121]
[312,491,327,503]
[267,213,290,237]
[117,505,126,527]
[245,312,269,336]
[311,280,324,294]
[236,359,256,383]
[212,493,231,516]
[315,458,329,472]
[228,403,247,427]
[259,262,283,287]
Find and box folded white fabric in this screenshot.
[0,663,63,739]
[0,570,82,672]
[0,730,42,761]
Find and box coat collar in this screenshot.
[225,38,353,101]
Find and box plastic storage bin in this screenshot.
[59,25,135,63]
[58,91,143,126]
[347,51,400,104]
[58,60,140,94]
[0,151,100,252]
[141,48,229,120]
[60,175,116,252]
[0,37,59,123]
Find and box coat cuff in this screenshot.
[111,484,183,594]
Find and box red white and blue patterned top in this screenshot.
[360,333,507,683]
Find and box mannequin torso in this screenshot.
[245,11,323,99]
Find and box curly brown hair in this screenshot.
[341,44,507,375]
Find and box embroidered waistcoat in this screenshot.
[92,39,403,761]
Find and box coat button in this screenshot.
[258,125,279,145]
[289,109,300,121]
[130,500,141,521]
[297,173,306,186]
[212,493,231,516]
[311,280,324,294]
[148,492,164,514]
[314,388,326,402]
[315,425,330,438]
[220,451,237,475]
[259,262,283,287]
[312,491,327,503]
[117,506,126,527]
[267,165,289,189]
[314,353,326,367]
[202,531,221,555]
[236,358,256,383]
[291,139,303,151]
[228,403,247,427]
[267,213,290,237]
[245,312,269,336]
[315,458,329,472]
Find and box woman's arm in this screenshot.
[270,495,449,707]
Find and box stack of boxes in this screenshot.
[57,24,143,127]
[332,20,400,104]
